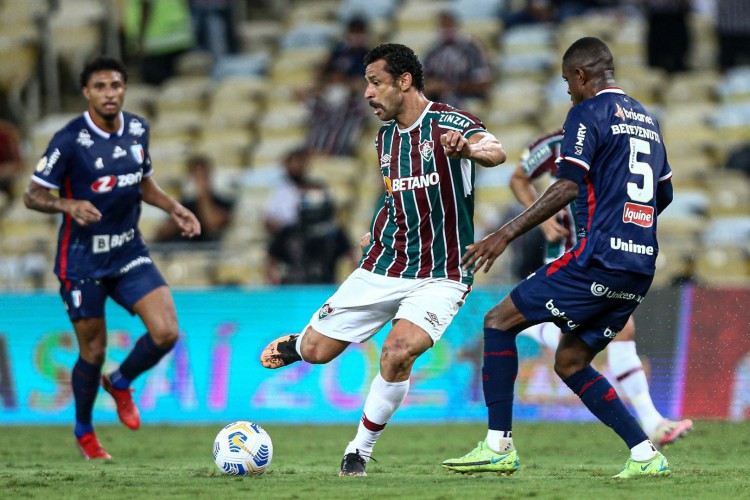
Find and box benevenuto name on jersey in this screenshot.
[610,123,662,143]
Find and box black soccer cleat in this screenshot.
[339,450,368,476]
[260,334,302,369]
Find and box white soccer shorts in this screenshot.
[308,268,470,344]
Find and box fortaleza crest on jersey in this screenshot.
[130,144,145,164]
[318,303,334,319]
[419,140,434,161]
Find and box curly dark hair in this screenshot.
[80,56,129,88]
[364,43,424,91]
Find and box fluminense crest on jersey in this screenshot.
[419,140,434,161]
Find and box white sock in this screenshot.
[294,325,309,360]
[607,341,663,435]
[345,372,409,460]
[519,323,560,351]
[630,440,657,461]
[485,430,514,454]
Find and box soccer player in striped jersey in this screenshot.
[443,37,675,478]
[260,43,506,476]
[513,130,692,448]
[24,57,200,459]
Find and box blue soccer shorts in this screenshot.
[59,258,167,321]
[509,256,653,352]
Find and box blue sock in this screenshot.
[75,422,94,439]
[482,327,518,431]
[116,333,173,388]
[562,365,648,448]
[72,357,101,438]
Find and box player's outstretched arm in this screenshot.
[462,178,578,274]
[141,176,201,239]
[440,131,506,168]
[24,180,102,226]
[509,165,569,243]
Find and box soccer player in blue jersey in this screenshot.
[24,57,200,459]
[442,37,674,478]
[260,43,506,476]
[513,130,692,448]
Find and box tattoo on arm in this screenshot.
[505,179,578,240]
[24,182,66,214]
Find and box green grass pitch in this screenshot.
[1,421,749,499]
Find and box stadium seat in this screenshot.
[212,53,270,80]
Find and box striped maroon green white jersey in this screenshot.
[359,101,487,285]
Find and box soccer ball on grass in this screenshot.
[213,421,273,475]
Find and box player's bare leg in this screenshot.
[341,319,431,476]
[260,326,350,369]
[72,317,111,459]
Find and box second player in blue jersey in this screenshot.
[24,57,201,460]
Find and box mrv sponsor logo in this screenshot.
[622,202,654,227]
[575,123,587,155]
[545,299,579,330]
[590,282,644,303]
[610,237,654,255]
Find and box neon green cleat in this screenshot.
[442,441,519,475]
[613,451,671,478]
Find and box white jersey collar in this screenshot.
[84,111,125,138]
[398,101,433,134]
[596,87,625,96]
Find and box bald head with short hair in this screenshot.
[562,37,614,78]
[561,37,616,105]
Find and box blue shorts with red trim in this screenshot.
[59,257,167,321]
[509,256,653,352]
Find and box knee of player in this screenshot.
[380,340,418,370]
[149,324,179,348]
[553,352,587,379]
[81,347,106,366]
[298,342,333,364]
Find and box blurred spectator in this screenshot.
[554,0,622,20]
[322,16,370,82]
[264,148,355,284]
[124,0,196,85]
[503,0,557,29]
[190,0,239,59]
[303,17,371,156]
[422,10,492,108]
[644,0,691,74]
[155,155,234,243]
[0,120,25,215]
[717,0,750,71]
[725,142,750,178]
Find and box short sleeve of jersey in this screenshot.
[556,105,599,184]
[31,130,73,190]
[461,111,486,139]
[438,108,486,139]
